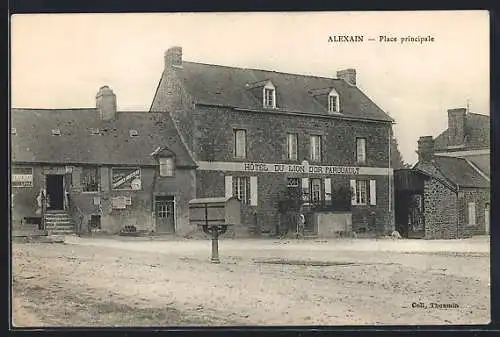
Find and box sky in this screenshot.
[11,11,490,164]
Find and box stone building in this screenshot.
[11,86,198,235]
[394,110,490,239]
[433,108,490,179]
[150,46,396,237]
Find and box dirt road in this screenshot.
[11,237,490,327]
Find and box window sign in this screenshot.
[12,167,33,187]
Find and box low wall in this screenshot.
[314,212,352,238]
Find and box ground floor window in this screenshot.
[310,178,322,205]
[89,214,101,230]
[81,166,100,192]
[12,167,33,187]
[233,176,251,204]
[350,179,376,206]
[467,202,476,226]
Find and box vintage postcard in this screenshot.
[10,11,490,327]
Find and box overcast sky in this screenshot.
[11,11,489,164]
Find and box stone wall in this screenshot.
[423,178,460,239]
[192,106,392,167]
[458,187,490,236]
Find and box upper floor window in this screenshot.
[81,166,100,192]
[310,135,322,162]
[328,89,340,113]
[159,157,174,177]
[263,82,276,108]
[287,133,298,160]
[234,129,247,159]
[356,138,367,164]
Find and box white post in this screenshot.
[388,127,392,214]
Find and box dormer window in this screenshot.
[263,82,276,109]
[129,129,138,137]
[51,128,61,136]
[11,128,17,135]
[328,89,340,113]
[159,157,174,177]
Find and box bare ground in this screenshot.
[11,236,490,327]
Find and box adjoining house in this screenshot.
[150,46,396,237]
[11,86,198,235]
[434,108,490,179]
[394,109,490,239]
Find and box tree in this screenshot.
[390,128,411,169]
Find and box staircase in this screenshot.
[44,210,75,235]
[303,229,318,239]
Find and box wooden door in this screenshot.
[155,196,175,233]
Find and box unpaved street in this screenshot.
[12,237,490,326]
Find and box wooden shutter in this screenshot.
[370,179,377,205]
[324,178,332,201]
[225,176,233,199]
[250,176,258,206]
[350,179,357,205]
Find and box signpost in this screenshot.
[188,197,240,264]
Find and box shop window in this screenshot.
[12,167,33,188]
[81,166,100,192]
[159,157,174,177]
[112,167,141,190]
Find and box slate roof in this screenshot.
[414,157,489,189]
[11,108,197,167]
[434,113,490,150]
[466,155,490,177]
[158,61,393,122]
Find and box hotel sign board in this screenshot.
[197,161,393,176]
[241,162,360,175]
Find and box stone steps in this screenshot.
[44,211,75,235]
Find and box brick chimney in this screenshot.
[337,68,356,86]
[165,46,182,69]
[96,86,117,121]
[447,108,466,146]
[417,136,435,162]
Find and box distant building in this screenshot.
[150,46,396,237]
[394,108,490,239]
[434,108,490,179]
[11,86,197,235]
